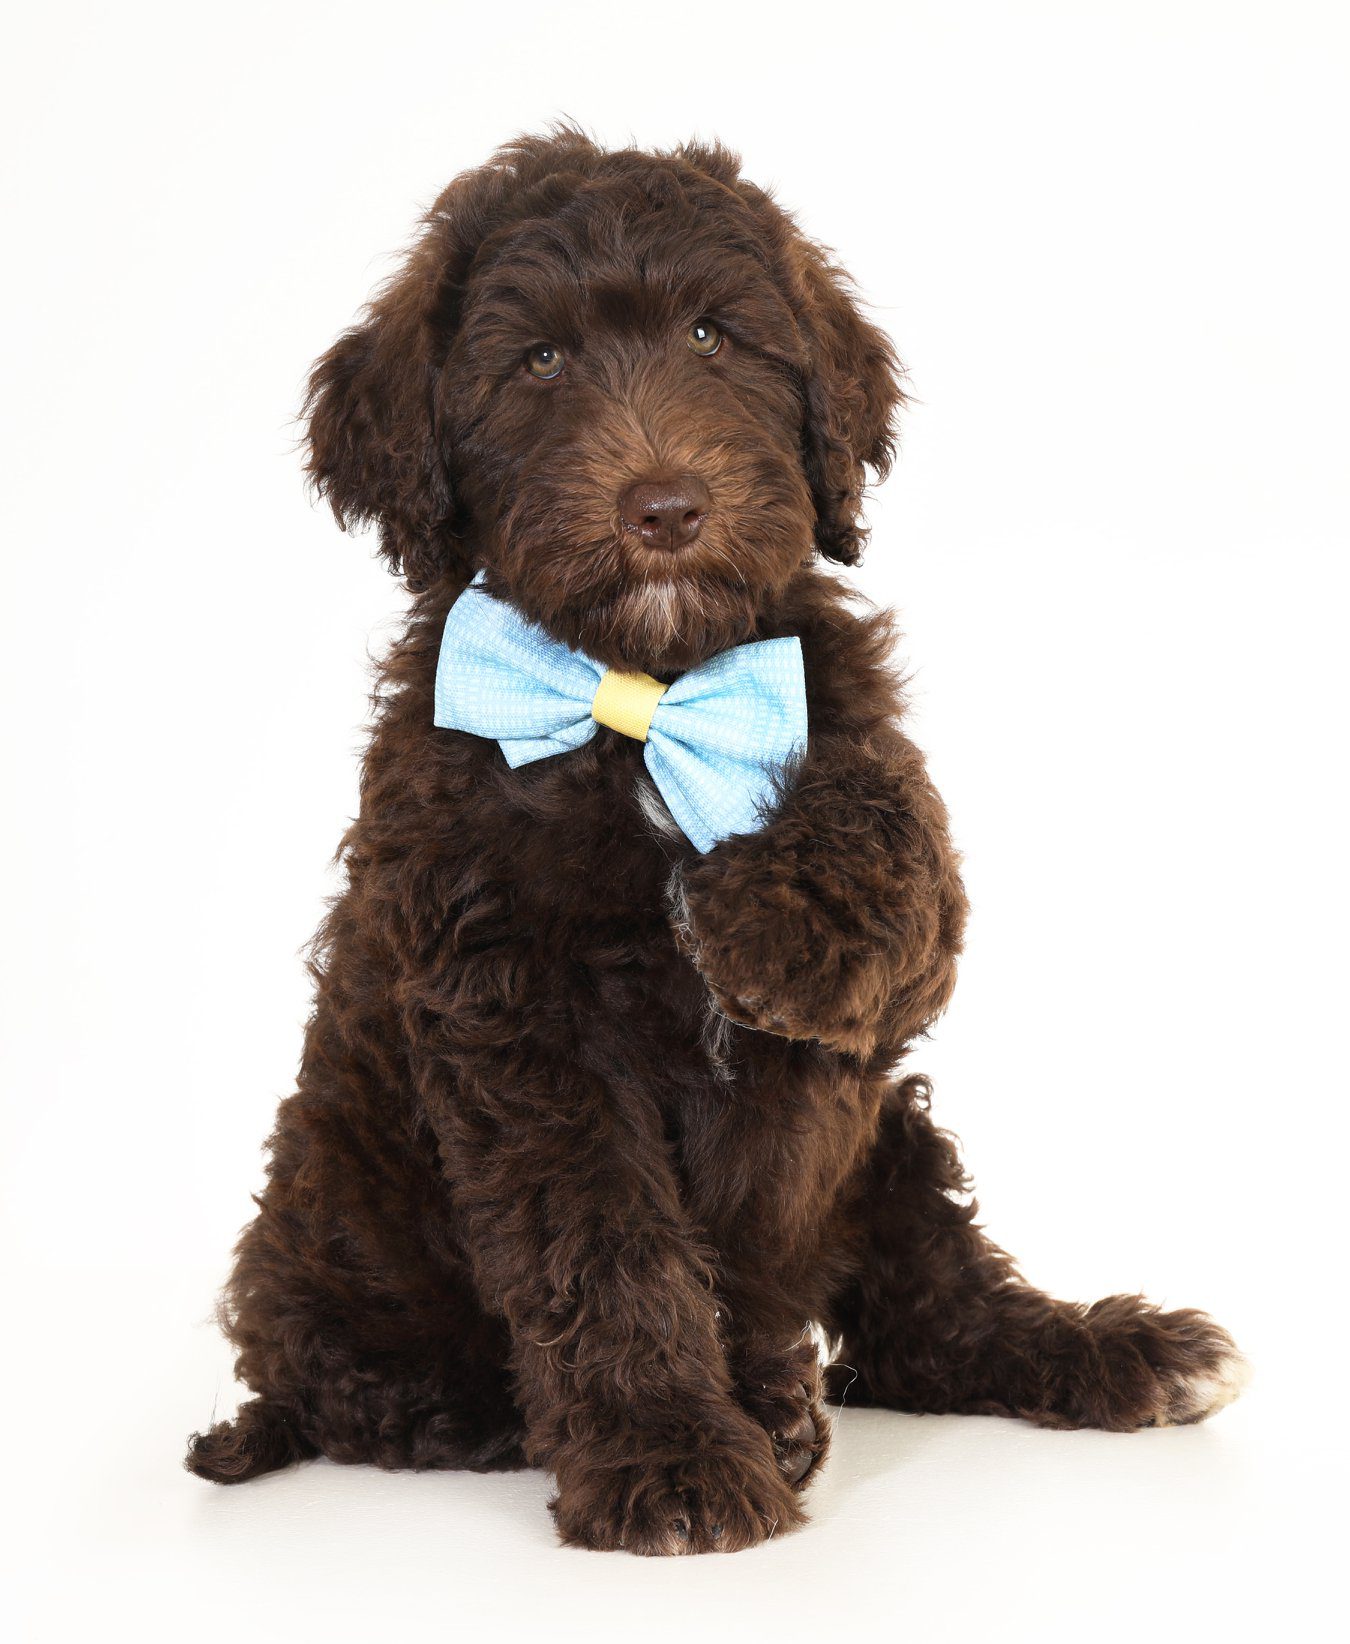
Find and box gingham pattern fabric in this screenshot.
[433,574,807,852]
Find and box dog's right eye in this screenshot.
[687,319,722,357]
[525,343,565,380]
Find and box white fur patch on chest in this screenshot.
[635,772,682,841]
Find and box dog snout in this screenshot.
[618,476,711,550]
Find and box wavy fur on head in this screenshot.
[189,128,1245,1554]
[304,128,901,665]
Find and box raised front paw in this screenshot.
[550,1421,805,1555]
[675,832,949,1056]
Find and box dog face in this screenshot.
[443,193,816,673]
[305,130,903,672]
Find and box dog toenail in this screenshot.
[781,1446,814,1486]
[673,1518,689,1538]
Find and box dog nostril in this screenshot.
[619,476,712,549]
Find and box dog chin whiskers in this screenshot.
[624,580,685,649]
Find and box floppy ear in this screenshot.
[304,130,610,591]
[303,239,460,591]
[719,158,905,566]
[789,239,905,566]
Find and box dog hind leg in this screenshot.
[185,1084,528,1482]
[185,1286,528,1483]
[827,1078,1249,1431]
[186,1396,316,1483]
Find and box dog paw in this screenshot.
[1150,1339,1252,1427]
[1040,1298,1251,1432]
[673,857,900,1057]
[733,1338,830,1490]
[667,818,953,1052]
[550,1431,805,1555]
[710,987,880,1057]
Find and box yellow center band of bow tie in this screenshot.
[591,668,668,743]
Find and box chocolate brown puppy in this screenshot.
[186,129,1247,1554]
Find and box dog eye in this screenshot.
[687,319,722,357]
[525,343,565,380]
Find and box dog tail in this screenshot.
[184,1397,316,1484]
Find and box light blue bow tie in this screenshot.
[433,575,807,852]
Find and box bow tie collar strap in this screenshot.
[590,669,668,742]
[433,574,807,853]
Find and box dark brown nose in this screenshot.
[618,476,711,550]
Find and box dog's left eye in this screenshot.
[525,343,565,380]
[687,319,722,357]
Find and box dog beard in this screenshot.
[488,523,775,672]
[590,559,775,672]
[611,575,726,658]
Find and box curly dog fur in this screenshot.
[186,129,1247,1553]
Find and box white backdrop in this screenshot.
[3,2,1346,1639]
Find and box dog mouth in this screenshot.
[590,543,767,669]
[613,515,749,588]
[493,486,795,671]
[636,551,728,588]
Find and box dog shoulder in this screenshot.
[775,571,908,737]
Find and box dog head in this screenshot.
[305,129,903,671]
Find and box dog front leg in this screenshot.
[675,729,968,1059]
[417,1024,804,1554]
[678,1043,884,1492]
